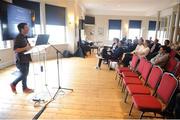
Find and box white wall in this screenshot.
[0,47,14,69]
[85,15,156,44]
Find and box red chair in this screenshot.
[124,66,163,102]
[169,49,176,58]
[118,57,146,88]
[165,58,178,73]
[122,60,152,92]
[136,57,146,74]
[115,54,139,80]
[174,62,180,78]
[117,55,140,86]
[129,73,178,119]
[121,57,146,79]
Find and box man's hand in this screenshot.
[25,43,32,51]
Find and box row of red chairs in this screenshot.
[115,54,179,119]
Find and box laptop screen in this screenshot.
[35,34,49,46]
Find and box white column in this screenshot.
[141,18,148,39]
[173,4,180,43]
[169,11,176,42]
[40,0,46,34]
[122,19,129,38]
[66,0,76,53]
[155,11,160,39]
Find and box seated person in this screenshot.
[164,39,171,47]
[170,42,180,60]
[161,85,180,118]
[175,46,180,61]
[121,36,127,46]
[126,39,135,52]
[150,45,170,68]
[96,41,123,69]
[133,36,138,45]
[80,40,91,56]
[131,38,138,52]
[111,38,119,52]
[136,40,150,58]
[164,39,171,51]
[146,39,161,60]
[149,37,153,45]
[98,38,119,56]
[121,38,144,67]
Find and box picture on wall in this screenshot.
[98,27,104,36]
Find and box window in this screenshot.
[0,20,11,49]
[108,20,121,40]
[0,26,4,49]
[128,20,142,40]
[148,21,156,40]
[46,25,65,44]
[45,4,66,44]
[13,0,41,36]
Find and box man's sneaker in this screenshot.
[10,83,17,94]
[23,88,34,94]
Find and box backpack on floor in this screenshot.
[63,50,74,58]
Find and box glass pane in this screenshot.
[0,24,3,49]
[34,24,41,35]
[158,30,164,44]
[108,29,121,41]
[46,25,65,44]
[0,23,11,49]
[0,40,4,49]
[0,41,11,49]
[128,28,141,40]
[148,30,156,40]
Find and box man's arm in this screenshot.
[154,54,169,65]
[14,43,32,53]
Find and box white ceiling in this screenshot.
[80,0,179,16]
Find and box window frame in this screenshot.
[45,4,66,44]
[108,19,122,41]
[128,20,142,40]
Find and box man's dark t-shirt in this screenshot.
[14,34,32,63]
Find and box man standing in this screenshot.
[10,23,34,94]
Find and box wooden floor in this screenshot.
[0,54,161,119]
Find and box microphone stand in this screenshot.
[48,43,73,99]
[32,43,73,120]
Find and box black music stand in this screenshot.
[48,43,73,99]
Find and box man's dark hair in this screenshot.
[177,46,180,51]
[145,40,151,48]
[140,37,144,43]
[114,38,119,42]
[155,39,159,42]
[164,39,170,45]
[17,23,27,33]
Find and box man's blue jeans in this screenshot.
[12,62,29,89]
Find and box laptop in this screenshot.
[35,34,49,46]
[25,34,49,54]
